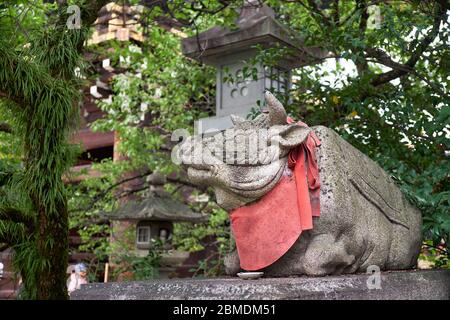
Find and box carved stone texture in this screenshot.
[179,92,422,276]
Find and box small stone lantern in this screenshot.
[181,1,327,134]
[109,195,208,252]
[106,194,208,279]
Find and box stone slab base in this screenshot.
[71,269,449,300]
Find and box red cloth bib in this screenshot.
[230,119,321,271]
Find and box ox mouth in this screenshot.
[186,166,215,185]
[184,156,287,194]
[187,163,213,171]
[226,162,286,193]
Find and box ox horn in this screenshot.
[264,91,287,126]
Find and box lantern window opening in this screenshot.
[136,225,151,244]
[264,66,289,96]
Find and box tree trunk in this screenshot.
[21,111,70,299]
[35,201,69,299]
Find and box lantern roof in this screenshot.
[106,195,208,223]
[181,2,328,69]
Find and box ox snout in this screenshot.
[178,139,219,185]
[186,166,216,185]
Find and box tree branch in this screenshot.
[337,0,386,26]
[70,169,154,214]
[0,220,26,247]
[0,237,11,247]
[355,0,369,75]
[0,228,26,246]
[365,47,408,70]
[365,54,450,100]
[0,122,12,134]
[332,0,340,25]
[51,0,110,29]
[298,0,332,27]
[370,1,448,86]
[0,207,35,232]
[0,88,25,108]
[70,167,206,214]
[113,174,206,200]
[79,0,111,28]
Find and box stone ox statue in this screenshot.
[178,92,422,276]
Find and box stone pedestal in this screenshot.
[71,269,449,300]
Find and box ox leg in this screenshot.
[224,230,241,275]
[224,250,241,275]
[302,234,356,276]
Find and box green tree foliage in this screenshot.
[0,0,110,299]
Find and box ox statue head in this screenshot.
[177,92,311,211]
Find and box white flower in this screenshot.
[119,55,132,66]
[128,45,142,54]
[140,58,148,70]
[140,102,148,112]
[154,88,162,99]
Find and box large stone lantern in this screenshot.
[181,1,327,134]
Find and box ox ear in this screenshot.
[265,91,287,126]
[276,124,311,149]
[230,114,245,126]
